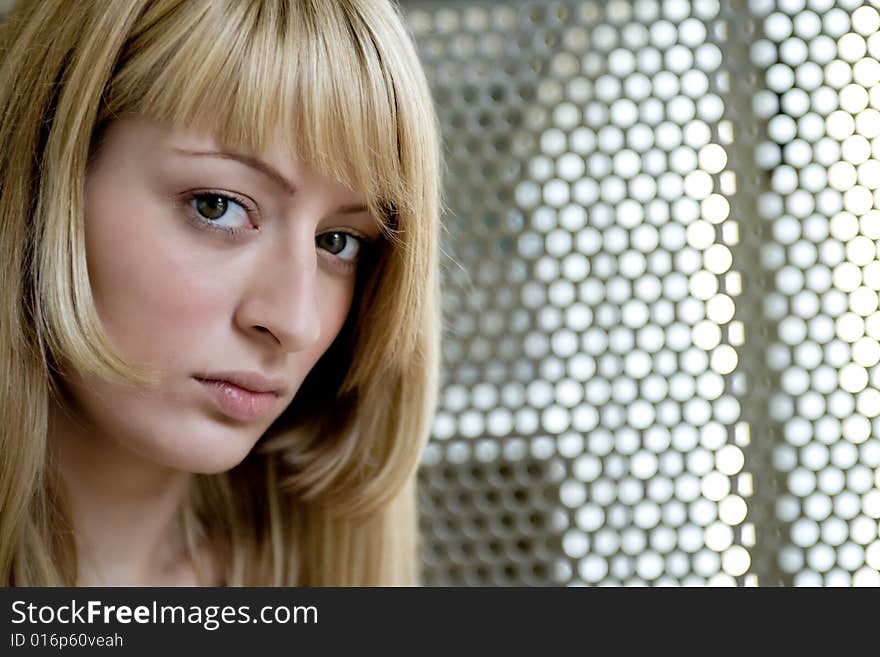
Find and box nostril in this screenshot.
[253,325,281,343]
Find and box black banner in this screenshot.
[0,586,866,654]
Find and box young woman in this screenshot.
[0,0,441,586]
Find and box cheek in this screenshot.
[314,281,355,356]
[84,191,228,363]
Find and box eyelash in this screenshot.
[181,190,373,273]
[184,190,256,234]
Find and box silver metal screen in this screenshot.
[409,0,880,586]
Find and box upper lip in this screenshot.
[194,371,287,395]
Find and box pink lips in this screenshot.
[195,376,280,421]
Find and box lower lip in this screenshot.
[195,378,278,421]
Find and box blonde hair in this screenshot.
[0,0,441,585]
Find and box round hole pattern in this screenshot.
[408,0,880,587]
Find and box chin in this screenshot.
[152,443,255,475]
[134,421,264,475]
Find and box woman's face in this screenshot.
[61,115,380,474]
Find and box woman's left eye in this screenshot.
[190,193,251,231]
[317,232,363,262]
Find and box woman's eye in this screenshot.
[190,193,250,230]
[317,231,362,262]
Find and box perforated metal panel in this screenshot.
[408,0,880,586]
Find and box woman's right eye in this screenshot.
[189,193,252,232]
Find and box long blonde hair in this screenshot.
[0,0,441,585]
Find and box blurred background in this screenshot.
[402,0,880,586]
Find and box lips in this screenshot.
[194,374,283,422]
[194,371,287,395]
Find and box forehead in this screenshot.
[166,124,368,206]
[99,115,368,208]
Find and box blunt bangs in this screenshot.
[105,0,421,232]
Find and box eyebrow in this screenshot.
[171,148,370,215]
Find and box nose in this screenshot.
[234,230,322,353]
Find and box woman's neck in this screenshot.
[48,398,213,586]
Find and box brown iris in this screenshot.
[317,232,346,254]
[195,194,227,220]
